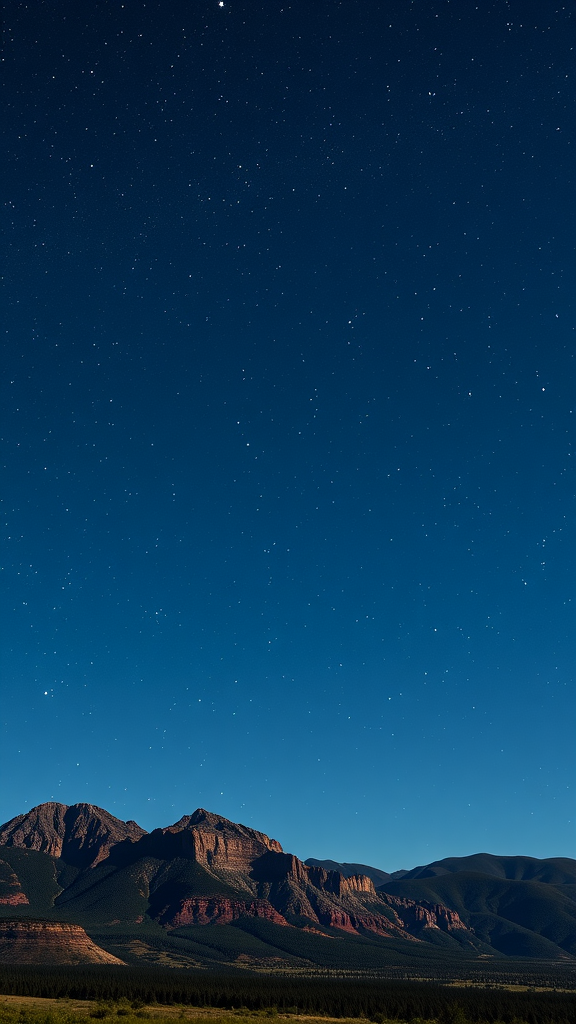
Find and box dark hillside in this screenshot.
[397,853,576,884]
[0,848,69,914]
[382,871,576,956]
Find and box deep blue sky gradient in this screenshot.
[2,0,574,869]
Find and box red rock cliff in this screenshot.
[161,897,288,928]
[0,920,126,965]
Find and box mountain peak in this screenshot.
[175,808,223,828]
[169,808,283,853]
[0,801,147,868]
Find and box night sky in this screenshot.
[2,1,574,871]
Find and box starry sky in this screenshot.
[2,0,574,871]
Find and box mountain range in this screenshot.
[309,854,576,961]
[0,802,574,972]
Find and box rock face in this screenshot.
[137,807,283,877]
[162,897,289,928]
[0,803,146,868]
[0,920,125,964]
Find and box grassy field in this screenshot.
[2,988,576,1024]
[0,998,380,1024]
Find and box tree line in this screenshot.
[0,967,575,1024]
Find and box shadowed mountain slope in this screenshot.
[381,868,576,958]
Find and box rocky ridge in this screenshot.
[0,802,475,947]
